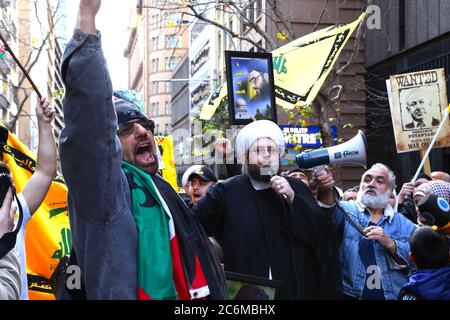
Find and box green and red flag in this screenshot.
[0,43,5,58]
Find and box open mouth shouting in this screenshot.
[134,140,156,168]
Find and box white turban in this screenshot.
[236,120,285,162]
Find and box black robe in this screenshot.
[192,175,341,299]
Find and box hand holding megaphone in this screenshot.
[312,166,335,192]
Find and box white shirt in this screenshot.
[13,193,32,300]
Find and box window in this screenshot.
[165,101,169,114]
[165,34,179,48]
[151,36,158,50]
[218,32,221,56]
[152,58,159,73]
[152,81,158,95]
[165,82,171,94]
[256,0,263,18]
[168,57,177,70]
[165,57,177,71]
[156,102,160,115]
[167,12,180,26]
[152,102,157,116]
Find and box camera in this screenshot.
[0,173,12,207]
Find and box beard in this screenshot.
[247,161,280,183]
[357,189,390,209]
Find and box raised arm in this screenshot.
[59,0,125,223]
[76,0,101,35]
[21,98,57,214]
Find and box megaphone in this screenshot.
[296,130,367,169]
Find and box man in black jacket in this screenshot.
[192,120,341,299]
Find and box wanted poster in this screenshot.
[388,68,450,152]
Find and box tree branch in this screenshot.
[313,0,329,32]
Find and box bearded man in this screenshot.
[315,163,417,300]
[59,0,226,300]
[192,120,341,299]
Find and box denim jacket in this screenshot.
[60,30,138,299]
[324,200,417,300]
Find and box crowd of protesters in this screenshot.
[1,0,449,301]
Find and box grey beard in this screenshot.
[357,190,390,209]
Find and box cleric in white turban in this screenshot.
[236,120,286,163]
[191,120,341,299]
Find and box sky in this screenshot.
[66,1,135,89]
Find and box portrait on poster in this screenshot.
[399,86,441,131]
[388,68,450,153]
[225,271,282,300]
[225,51,277,125]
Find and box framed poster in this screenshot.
[225,51,277,125]
[225,271,282,300]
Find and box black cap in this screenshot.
[114,98,149,126]
[188,166,218,183]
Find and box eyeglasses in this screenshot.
[248,73,262,84]
[249,146,277,156]
[117,118,155,136]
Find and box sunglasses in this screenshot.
[117,118,155,136]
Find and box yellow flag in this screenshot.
[200,83,227,120]
[0,123,70,300]
[156,135,178,191]
[272,13,365,109]
[199,13,364,119]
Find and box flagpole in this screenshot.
[0,33,42,99]
[411,104,450,183]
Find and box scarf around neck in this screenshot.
[122,161,188,300]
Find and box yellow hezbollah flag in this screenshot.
[155,135,178,191]
[272,12,365,109]
[199,13,364,119]
[0,123,70,300]
[200,83,227,120]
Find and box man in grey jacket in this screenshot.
[59,0,226,300]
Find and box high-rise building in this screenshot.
[125,0,189,136]
[14,0,67,150]
[365,0,450,181]
[0,0,19,134]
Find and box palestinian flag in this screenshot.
[122,162,209,300]
[0,44,5,58]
